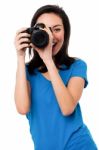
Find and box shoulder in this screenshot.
[71,58,87,69]
[70,58,88,88]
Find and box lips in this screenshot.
[52,42,57,47]
[52,43,57,53]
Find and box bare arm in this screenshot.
[46,60,85,116]
[30,27,85,116]
[14,28,31,115]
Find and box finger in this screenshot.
[18,37,30,45]
[16,32,31,41]
[30,43,41,52]
[30,43,35,48]
[17,43,29,51]
[44,27,53,42]
[16,27,28,35]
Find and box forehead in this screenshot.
[36,13,63,27]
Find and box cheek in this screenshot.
[57,33,64,43]
[58,36,64,46]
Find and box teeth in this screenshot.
[52,42,56,46]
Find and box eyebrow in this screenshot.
[36,21,62,28]
[52,24,62,28]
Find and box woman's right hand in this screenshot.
[14,28,31,57]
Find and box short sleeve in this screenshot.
[70,59,88,88]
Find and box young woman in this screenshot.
[14,5,97,150]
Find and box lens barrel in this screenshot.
[26,25,49,48]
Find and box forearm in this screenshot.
[46,60,75,116]
[14,56,30,114]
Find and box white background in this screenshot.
[0,0,99,149]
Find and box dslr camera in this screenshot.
[26,23,49,48]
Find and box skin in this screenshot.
[14,13,85,116]
[34,13,65,59]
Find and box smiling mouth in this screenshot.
[52,42,57,48]
[52,43,57,53]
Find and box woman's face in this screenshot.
[36,13,64,56]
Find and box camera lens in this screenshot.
[26,23,49,48]
[31,30,49,48]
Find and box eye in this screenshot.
[54,28,61,32]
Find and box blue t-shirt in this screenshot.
[26,59,88,150]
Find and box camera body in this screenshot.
[26,23,49,48]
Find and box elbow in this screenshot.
[61,107,75,116]
[16,107,30,115]
[14,96,30,115]
[15,101,30,115]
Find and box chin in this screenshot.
[52,47,60,56]
[52,51,58,56]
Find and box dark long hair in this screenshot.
[27,5,75,74]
